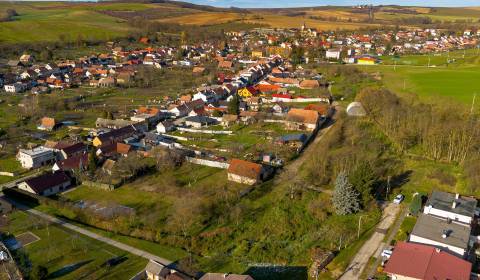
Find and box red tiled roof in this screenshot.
[228,159,262,180]
[304,104,329,116]
[286,108,319,125]
[384,241,471,280]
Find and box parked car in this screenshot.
[393,194,405,204]
[381,249,393,259]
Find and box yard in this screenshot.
[2,210,148,280]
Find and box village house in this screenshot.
[423,191,477,225]
[53,142,87,160]
[37,117,57,131]
[156,121,176,134]
[185,116,217,128]
[4,82,27,93]
[97,142,132,158]
[221,114,238,127]
[409,213,471,258]
[304,103,332,118]
[18,171,71,196]
[17,146,55,169]
[52,153,88,172]
[93,125,141,147]
[227,159,272,185]
[384,242,471,280]
[325,49,341,60]
[95,118,138,130]
[275,134,307,148]
[145,259,191,280]
[285,108,320,131]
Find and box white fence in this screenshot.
[177,127,233,135]
[186,157,230,169]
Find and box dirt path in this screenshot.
[339,203,401,280]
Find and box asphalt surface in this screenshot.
[338,203,401,280]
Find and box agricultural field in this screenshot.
[0,3,134,43]
[2,210,148,279]
[358,49,480,105]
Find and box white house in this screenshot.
[17,147,55,169]
[409,214,471,258]
[423,191,477,225]
[4,83,27,93]
[326,49,341,60]
[156,121,176,134]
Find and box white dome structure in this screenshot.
[346,102,366,117]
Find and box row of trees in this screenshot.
[357,87,480,192]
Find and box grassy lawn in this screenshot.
[0,157,22,173]
[393,216,417,243]
[3,210,147,280]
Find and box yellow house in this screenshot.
[357,57,376,65]
[238,87,254,98]
[251,50,264,58]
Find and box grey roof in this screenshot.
[411,214,471,250]
[427,191,477,218]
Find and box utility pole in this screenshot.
[385,176,391,200]
[357,215,365,238]
[471,93,477,115]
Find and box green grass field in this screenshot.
[359,49,480,105]
[3,210,148,279]
[0,3,136,43]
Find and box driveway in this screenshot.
[339,203,401,280]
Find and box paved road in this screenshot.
[8,199,173,266]
[339,203,401,280]
[366,206,408,278]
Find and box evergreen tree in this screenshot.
[332,171,361,215]
[228,94,240,115]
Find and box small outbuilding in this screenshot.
[346,102,366,117]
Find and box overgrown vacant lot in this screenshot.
[2,210,147,280]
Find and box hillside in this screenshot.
[0,1,479,44]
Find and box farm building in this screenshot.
[18,171,71,196]
[285,108,319,131]
[227,159,272,185]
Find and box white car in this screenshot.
[393,194,405,204]
[381,249,393,259]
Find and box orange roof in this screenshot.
[180,94,192,102]
[228,159,263,179]
[116,143,131,155]
[286,108,319,125]
[218,60,233,69]
[299,80,320,89]
[41,117,56,128]
[255,84,281,93]
[269,77,299,85]
[304,104,329,116]
[138,107,160,116]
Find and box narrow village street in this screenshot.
[339,203,401,280]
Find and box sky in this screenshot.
[178,0,480,8]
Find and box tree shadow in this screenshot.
[244,265,308,280]
[48,259,93,279]
[376,170,413,200]
[101,255,128,268]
